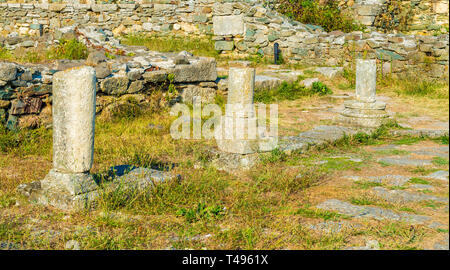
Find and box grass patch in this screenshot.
[176,203,225,223]
[352,181,383,190]
[422,201,445,209]
[433,135,449,145]
[295,207,345,221]
[0,125,52,156]
[273,0,363,32]
[393,137,425,145]
[0,194,15,208]
[409,178,431,185]
[321,157,362,171]
[432,157,449,166]
[350,197,374,206]
[391,79,449,99]
[398,207,417,213]
[366,222,426,249]
[0,45,12,60]
[260,148,287,164]
[121,33,218,58]
[47,38,88,60]
[376,149,410,156]
[410,167,437,175]
[254,80,332,103]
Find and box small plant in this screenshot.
[0,195,15,208]
[0,45,12,60]
[310,81,332,95]
[353,132,372,144]
[409,178,430,185]
[350,197,374,206]
[165,73,178,101]
[176,203,225,223]
[432,157,449,166]
[295,207,345,221]
[342,68,356,88]
[105,52,116,59]
[0,125,20,152]
[434,135,449,145]
[47,38,88,60]
[261,148,287,163]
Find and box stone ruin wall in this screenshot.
[339,0,449,34]
[0,0,448,80]
[0,51,218,130]
[0,0,449,130]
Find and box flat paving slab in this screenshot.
[377,157,433,166]
[344,175,411,186]
[423,170,449,182]
[372,187,449,203]
[316,199,431,224]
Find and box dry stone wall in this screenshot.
[0,26,218,130]
[0,0,448,82]
[339,0,449,35]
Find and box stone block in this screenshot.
[215,41,234,51]
[168,58,217,83]
[213,15,244,36]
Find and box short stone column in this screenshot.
[355,59,377,103]
[339,59,389,128]
[216,68,259,154]
[32,66,99,210]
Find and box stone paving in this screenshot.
[372,187,448,203]
[316,199,431,224]
[313,137,449,250]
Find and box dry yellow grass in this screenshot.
[0,64,448,250]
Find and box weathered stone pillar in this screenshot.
[53,67,96,173]
[216,68,259,154]
[338,59,390,128]
[355,59,377,103]
[32,66,99,210]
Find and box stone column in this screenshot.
[32,66,99,210]
[216,68,259,154]
[355,59,377,103]
[338,59,389,128]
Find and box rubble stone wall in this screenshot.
[0,1,448,82]
[338,0,449,35]
[0,49,218,130]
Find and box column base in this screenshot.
[217,139,259,155]
[29,169,99,211]
[337,100,390,128]
[215,116,278,154]
[337,114,391,129]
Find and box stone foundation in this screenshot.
[0,26,218,130]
